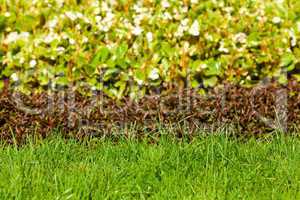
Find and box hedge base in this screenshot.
[1,82,300,144]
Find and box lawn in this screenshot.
[0,133,299,199]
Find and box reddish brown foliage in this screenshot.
[1,81,300,144]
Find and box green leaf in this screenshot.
[197,89,206,96]
[292,74,300,82]
[91,47,110,67]
[0,49,3,63]
[247,32,261,47]
[114,80,127,98]
[256,55,270,64]
[191,79,199,88]
[203,76,218,87]
[204,59,221,76]
[0,15,6,32]
[87,77,97,86]
[190,60,202,72]
[278,74,287,84]
[38,75,49,86]
[116,58,128,69]
[0,80,4,91]
[100,48,110,62]
[287,64,295,72]
[103,68,119,81]
[15,15,39,31]
[2,67,13,77]
[107,58,116,68]
[83,64,95,75]
[94,82,103,90]
[116,42,128,59]
[134,69,145,80]
[161,42,173,57]
[280,53,295,68]
[56,77,69,86]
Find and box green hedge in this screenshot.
[0,0,300,98]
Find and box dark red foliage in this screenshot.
[1,81,300,144]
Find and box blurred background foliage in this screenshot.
[0,0,299,98]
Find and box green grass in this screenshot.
[0,134,300,200]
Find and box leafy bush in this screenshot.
[0,0,300,98]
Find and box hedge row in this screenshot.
[0,0,300,98]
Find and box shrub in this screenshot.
[0,0,300,98]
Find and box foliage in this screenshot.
[1,82,300,143]
[0,0,300,98]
